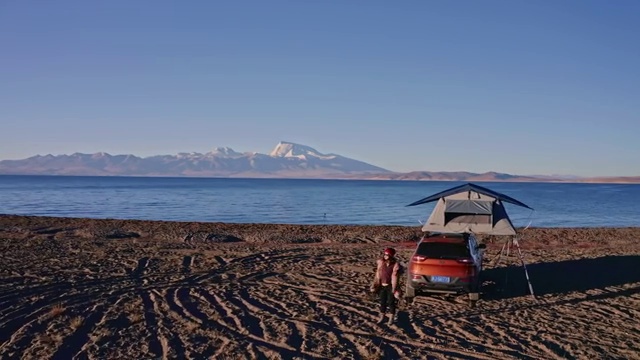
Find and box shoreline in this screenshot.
[3,214,640,249]
[2,173,640,184]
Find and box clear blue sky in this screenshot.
[1,1,639,177]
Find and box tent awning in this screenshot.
[407,183,533,210]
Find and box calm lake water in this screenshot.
[1,175,639,228]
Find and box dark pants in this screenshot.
[379,285,396,314]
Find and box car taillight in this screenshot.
[457,258,473,264]
[412,255,426,262]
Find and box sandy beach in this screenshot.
[1,215,639,359]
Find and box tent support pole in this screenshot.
[492,240,507,266]
[502,238,512,290]
[490,238,511,291]
[513,236,535,299]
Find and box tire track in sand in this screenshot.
[185,289,325,359]
[0,313,49,354]
[149,290,186,360]
[50,304,108,360]
[138,290,165,359]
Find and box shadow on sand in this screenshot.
[482,255,640,300]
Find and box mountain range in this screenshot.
[1,141,638,183]
[0,142,387,178]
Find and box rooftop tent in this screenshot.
[407,183,533,236]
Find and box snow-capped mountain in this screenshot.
[0,141,390,178]
[269,141,335,160]
[1,143,635,182]
[210,147,244,158]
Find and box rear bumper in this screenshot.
[409,278,474,294]
[409,281,471,294]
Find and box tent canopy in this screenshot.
[407,183,533,236]
[407,183,532,209]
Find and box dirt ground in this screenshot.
[1,215,639,359]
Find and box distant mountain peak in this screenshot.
[269,141,334,160]
[210,147,242,158]
[92,152,111,158]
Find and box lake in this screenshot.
[1,175,639,228]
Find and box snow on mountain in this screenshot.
[269,141,336,160]
[176,152,204,159]
[209,147,244,158]
[174,147,244,160]
[91,152,111,159]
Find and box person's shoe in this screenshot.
[376,313,385,324]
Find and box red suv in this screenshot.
[405,232,486,307]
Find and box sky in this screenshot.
[1,1,639,177]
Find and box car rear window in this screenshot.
[416,242,470,259]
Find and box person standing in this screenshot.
[370,247,401,325]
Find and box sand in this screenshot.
[0,215,639,359]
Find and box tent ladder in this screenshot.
[492,236,536,299]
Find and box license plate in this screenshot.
[431,276,450,283]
